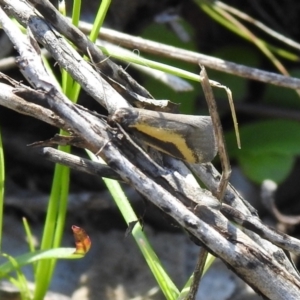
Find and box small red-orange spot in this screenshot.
[72,225,91,255]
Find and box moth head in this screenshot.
[108,107,139,128]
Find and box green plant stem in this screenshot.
[103,181,179,300]
[22,217,37,276]
[99,44,201,82]
[86,151,179,300]
[0,129,4,252]
[195,0,289,75]
[71,0,81,27]
[70,0,111,101]
[177,253,215,299]
[0,248,85,277]
[89,0,111,42]
[46,146,70,287]
[33,1,112,297]
[33,160,67,300]
[2,254,31,300]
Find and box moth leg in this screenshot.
[114,123,166,172]
[95,139,111,156]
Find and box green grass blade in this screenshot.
[70,0,111,101]
[33,163,65,300]
[86,151,179,300]
[22,218,36,254]
[3,256,30,300]
[71,0,81,27]
[0,129,4,252]
[89,0,111,42]
[0,248,84,277]
[22,217,37,280]
[98,44,201,82]
[177,253,215,299]
[2,253,32,300]
[195,0,289,75]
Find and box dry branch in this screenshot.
[92,24,300,90]
[0,1,300,299]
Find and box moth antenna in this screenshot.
[124,48,140,71]
[86,47,110,111]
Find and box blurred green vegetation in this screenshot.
[139,9,300,185]
[140,20,200,115]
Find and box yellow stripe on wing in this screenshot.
[131,123,197,163]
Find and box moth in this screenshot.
[110,107,217,164]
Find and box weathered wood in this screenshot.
[0,2,300,299]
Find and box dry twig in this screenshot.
[1,1,300,299]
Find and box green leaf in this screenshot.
[227,120,300,157]
[263,69,300,110]
[140,20,200,114]
[239,151,295,184]
[225,120,300,183]
[209,45,259,102]
[0,248,83,277]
